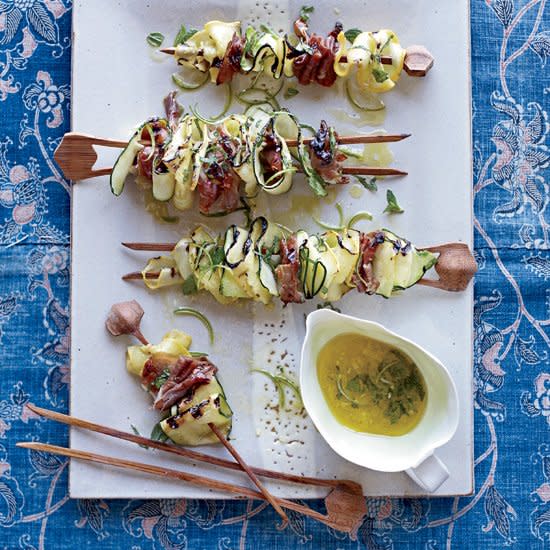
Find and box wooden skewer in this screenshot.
[54,132,409,181]
[26,405,354,491]
[208,422,288,527]
[161,45,434,77]
[285,133,410,148]
[122,242,176,251]
[417,243,478,292]
[122,271,165,281]
[340,166,407,176]
[120,241,477,292]
[17,442,366,534]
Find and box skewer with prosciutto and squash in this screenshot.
[105,300,290,521]
[53,96,410,217]
[121,217,478,305]
[160,14,434,95]
[106,301,233,446]
[109,97,408,216]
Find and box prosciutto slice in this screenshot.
[352,232,385,294]
[309,120,348,184]
[141,354,218,411]
[291,21,342,87]
[275,235,304,304]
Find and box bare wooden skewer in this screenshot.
[120,241,477,292]
[293,133,411,147]
[161,45,435,77]
[208,422,288,527]
[110,317,288,525]
[26,404,356,491]
[53,132,409,181]
[17,441,366,535]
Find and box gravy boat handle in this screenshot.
[406,454,449,492]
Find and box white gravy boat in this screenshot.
[300,309,459,493]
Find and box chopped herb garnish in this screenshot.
[173,307,215,344]
[182,274,198,295]
[150,422,170,443]
[346,375,364,393]
[335,376,360,406]
[299,5,314,22]
[146,32,165,48]
[152,368,170,389]
[306,172,328,197]
[372,67,389,83]
[173,25,198,46]
[344,28,362,43]
[130,424,149,449]
[383,190,404,214]
[259,24,278,38]
[355,175,378,192]
[284,87,300,99]
[210,246,226,268]
[259,235,281,265]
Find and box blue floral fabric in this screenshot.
[0,0,549,548]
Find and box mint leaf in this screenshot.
[259,24,278,38]
[307,172,328,197]
[346,376,364,393]
[182,275,198,295]
[146,32,165,48]
[299,5,314,22]
[355,175,378,192]
[174,25,198,46]
[284,87,299,99]
[152,369,171,389]
[344,28,362,42]
[210,246,226,267]
[383,190,404,214]
[130,425,149,449]
[150,422,170,442]
[372,67,389,83]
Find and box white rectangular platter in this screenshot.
[71,0,473,498]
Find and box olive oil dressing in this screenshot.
[317,333,427,436]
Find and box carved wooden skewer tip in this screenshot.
[418,243,477,292]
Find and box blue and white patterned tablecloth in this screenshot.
[0,1,549,548]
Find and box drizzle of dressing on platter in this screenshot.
[349,184,364,199]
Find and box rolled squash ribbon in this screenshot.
[171,20,406,93]
[126,329,233,446]
[138,217,438,305]
[110,107,348,216]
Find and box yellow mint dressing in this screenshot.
[316,333,427,436]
